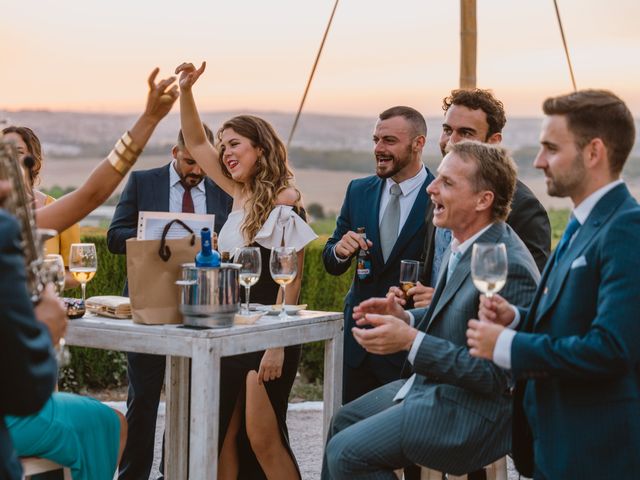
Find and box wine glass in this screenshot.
[471,243,508,298]
[399,260,420,297]
[237,247,262,315]
[269,247,298,320]
[69,243,97,303]
[41,253,70,366]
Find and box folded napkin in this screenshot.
[85,296,132,319]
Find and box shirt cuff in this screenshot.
[408,331,425,364]
[407,311,416,327]
[493,329,516,369]
[508,304,520,329]
[333,245,350,263]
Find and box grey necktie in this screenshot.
[380,183,402,262]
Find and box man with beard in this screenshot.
[323,106,435,403]
[395,90,550,311]
[107,125,232,480]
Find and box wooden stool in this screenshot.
[420,457,508,480]
[21,457,72,480]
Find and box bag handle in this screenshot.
[158,219,196,262]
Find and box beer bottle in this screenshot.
[356,227,372,281]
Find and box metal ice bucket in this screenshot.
[176,262,240,328]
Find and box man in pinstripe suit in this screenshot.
[322,141,540,479]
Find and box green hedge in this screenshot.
[60,233,353,391]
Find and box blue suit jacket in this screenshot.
[511,183,640,479]
[322,169,434,373]
[0,211,58,479]
[107,164,232,293]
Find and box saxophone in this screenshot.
[0,135,47,302]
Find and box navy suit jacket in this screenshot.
[322,169,434,373]
[511,183,640,479]
[0,211,58,479]
[107,163,232,293]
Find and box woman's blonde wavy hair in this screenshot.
[216,115,300,244]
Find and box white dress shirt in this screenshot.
[334,166,428,262]
[168,161,207,214]
[493,179,624,369]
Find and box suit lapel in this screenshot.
[425,222,505,332]
[534,184,630,326]
[204,177,215,214]
[365,178,385,267]
[382,175,432,270]
[155,163,171,212]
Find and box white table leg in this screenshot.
[165,355,190,480]
[189,341,220,479]
[323,328,343,441]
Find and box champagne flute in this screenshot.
[41,253,70,366]
[237,247,262,315]
[399,260,420,296]
[69,243,97,303]
[471,243,508,298]
[269,247,298,320]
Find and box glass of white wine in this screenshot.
[69,243,97,303]
[237,247,262,315]
[471,242,508,298]
[269,246,298,320]
[41,253,71,366]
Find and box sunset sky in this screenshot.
[2,0,639,117]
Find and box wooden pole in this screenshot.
[460,0,477,89]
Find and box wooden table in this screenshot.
[66,311,343,479]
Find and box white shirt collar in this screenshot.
[450,222,494,257]
[385,165,427,196]
[572,179,623,225]
[170,160,206,193]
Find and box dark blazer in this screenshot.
[107,163,232,292]
[421,179,551,284]
[322,169,434,374]
[0,211,58,479]
[511,183,640,479]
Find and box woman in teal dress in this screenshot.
[6,393,125,480]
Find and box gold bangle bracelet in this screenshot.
[121,131,142,155]
[115,139,139,163]
[108,149,132,176]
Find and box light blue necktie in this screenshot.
[554,214,580,265]
[446,250,462,282]
[431,228,452,286]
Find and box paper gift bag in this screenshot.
[126,219,197,324]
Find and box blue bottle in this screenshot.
[195,227,220,267]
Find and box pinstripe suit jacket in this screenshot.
[401,222,539,474]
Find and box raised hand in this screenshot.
[144,67,178,122]
[478,293,515,326]
[175,61,206,90]
[334,230,372,259]
[353,294,408,323]
[352,314,417,355]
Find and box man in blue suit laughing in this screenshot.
[467,90,640,479]
[322,106,435,403]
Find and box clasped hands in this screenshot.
[466,294,515,360]
[351,295,417,355]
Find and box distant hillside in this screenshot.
[2,109,639,176]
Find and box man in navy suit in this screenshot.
[0,201,61,478]
[467,90,640,479]
[322,106,435,403]
[107,125,232,480]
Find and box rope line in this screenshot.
[287,0,340,148]
[553,0,577,91]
